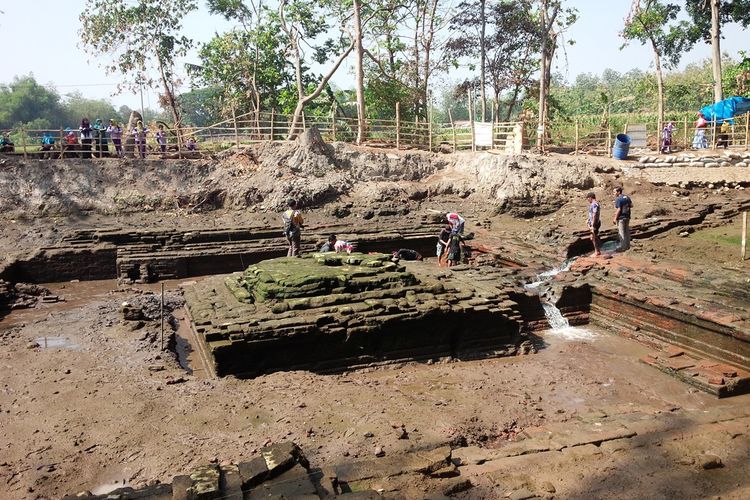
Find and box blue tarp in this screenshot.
[699,96,750,124]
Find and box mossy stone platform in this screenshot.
[184,253,526,378]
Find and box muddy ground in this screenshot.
[0,141,749,499]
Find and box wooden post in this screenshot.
[21,128,27,159]
[607,128,612,158]
[683,115,688,150]
[710,117,716,149]
[742,211,747,260]
[745,114,749,150]
[574,119,579,155]
[395,102,400,150]
[160,283,165,351]
[448,109,456,152]
[232,104,240,149]
[468,89,476,152]
[59,128,64,159]
[428,100,433,152]
[271,108,276,142]
[331,101,337,141]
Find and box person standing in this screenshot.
[79,118,93,159]
[132,120,148,158]
[692,114,708,149]
[612,187,633,252]
[586,192,601,256]
[282,199,304,257]
[107,119,123,157]
[661,121,676,153]
[156,124,167,153]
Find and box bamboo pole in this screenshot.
[468,89,476,152]
[331,101,337,141]
[742,211,747,260]
[270,109,275,141]
[428,100,433,152]
[396,102,400,150]
[710,117,716,149]
[21,128,27,159]
[574,119,579,155]
[683,115,688,150]
[232,104,240,149]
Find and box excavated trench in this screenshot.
[1,216,747,397]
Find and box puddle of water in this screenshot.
[91,482,131,495]
[34,336,79,349]
[543,326,598,341]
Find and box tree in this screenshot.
[685,0,750,102]
[533,0,577,149]
[622,0,693,130]
[62,92,120,125]
[79,0,197,143]
[0,75,67,129]
[278,0,353,139]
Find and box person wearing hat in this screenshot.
[446,212,465,235]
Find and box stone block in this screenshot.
[245,464,317,499]
[238,456,269,488]
[188,464,220,500]
[219,464,243,499]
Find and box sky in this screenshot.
[0,0,748,111]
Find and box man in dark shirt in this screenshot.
[319,235,337,252]
[436,224,452,261]
[612,187,632,252]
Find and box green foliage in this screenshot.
[79,0,197,123]
[684,0,750,43]
[0,75,67,128]
[621,1,693,69]
[62,91,120,125]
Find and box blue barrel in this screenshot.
[612,133,631,160]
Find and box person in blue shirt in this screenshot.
[612,187,633,252]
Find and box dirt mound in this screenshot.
[0,138,600,217]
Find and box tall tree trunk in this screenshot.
[536,3,549,149]
[157,56,182,147]
[505,82,522,121]
[710,0,723,102]
[479,0,487,122]
[651,40,665,134]
[353,0,366,144]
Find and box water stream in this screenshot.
[524,258,596,340]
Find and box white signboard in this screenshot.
[474,122,494,147]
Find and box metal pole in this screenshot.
[160,282,165,351]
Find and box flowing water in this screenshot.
[525,257,597,340]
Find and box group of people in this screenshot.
[280,199,459,264]
[1,120,200,159]
[661,114,733,152]
[61,119,177,159]
[586,187,632,256]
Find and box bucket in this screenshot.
[612,133,631,160]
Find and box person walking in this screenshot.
[612,187,633,252]
[586,192,602,256]
[281,199,304,257]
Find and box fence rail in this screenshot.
[1,108,749,159]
